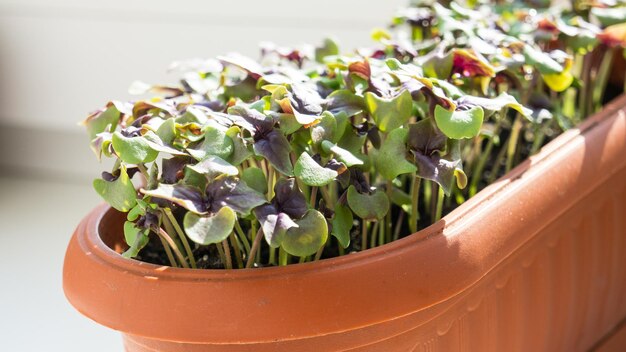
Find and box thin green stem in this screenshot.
[378,217,385,247]
[385,180,393,244]
[530,126,547,155]
[393,210,405,241]
[229,232,243,269]
[319,186,332,206]
[409,175,421,234]
[215,242,227,268]
[245,228,264,268]
[234,221,251,255]
[221,240,232,269]
[267,165,275,200]
[310,186,318,208]
[314,244,324,261]
[278,247,289,266]
[370,221,380,249]
[157,228,189,268]
[157,234,178,268]
[434,187,445,222]
[269,247,276,266]
[163,208,196,269]
[430,182,439,222]
[361,220,369,251]
[487,136,509,184]
[161,217,186,267]
[593,48,615,112]
[469,117,504,197]
[136,163,150,179]
[505,115,522,173]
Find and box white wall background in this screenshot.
[0,1,406,351]
[0,0,405,180]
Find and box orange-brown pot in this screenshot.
[64,95,626,352]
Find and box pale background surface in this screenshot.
[0,1,405,351]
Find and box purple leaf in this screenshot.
[142,184,207,214]
[273,178,308,219]
[253,130,293,176]
[206,176,267,215]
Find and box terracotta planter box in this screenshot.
[63,95,626,351]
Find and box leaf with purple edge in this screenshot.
[254,204,298,248]
[331,203,353,248]
[326,90,365,117]
[294,152,338,187]
[346,186,389,221]
[253,130,294,176]
[434,105,484,139]
[93,166,137,212]
[364,90,413,132]
[206,176,267,216]
[282,209,328,257]
[183,206,237,245]
[372,128,417,180]
[112,132,158,164]
[141,184,207,214]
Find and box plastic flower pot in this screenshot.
[63,94,626,351]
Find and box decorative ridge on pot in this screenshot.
[64,94,626,345]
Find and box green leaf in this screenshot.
[434,105,484,139]
[85,104,121,139]
[459,93,533,119]
[315,38,339,63]
[122,221,149,258]
[241,168,268,194]
[282,210,329,257]
[331,204,353,248]
[321,140,363,167]
[326,90,365,117]
[143,131,186,156]
[183,206,237,245]
[422,50,453,79]
[294,152,338,187]
[225,126,253,166]
[364,90,413,132]
[127,204,144,222]
[156,118,177,145]
[200,126,234,160]
[523,45,563,74]
[373,128,417,180]
[112,132,158,164]
[186,155,238,178]
[346,186,389,220]
[93,166,137,212]
[390,187,411,213]
[591,7,626,27]
[311,111,336,148]
[183,166,209,191]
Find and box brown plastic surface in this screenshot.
[64,95,626,351]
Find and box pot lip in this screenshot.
[81,94,626,281]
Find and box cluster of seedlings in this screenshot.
[85,0,626,268]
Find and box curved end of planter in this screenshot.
[63,96,626,349]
